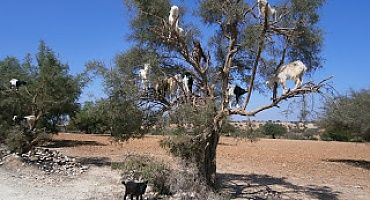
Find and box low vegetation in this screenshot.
[319,89,370,142]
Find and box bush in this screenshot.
[112,155,172,195]
[320,131,352,142]
[257,122,287,139]
[320,89,370,142]
[112,155,226,199]
[5,127,51,154]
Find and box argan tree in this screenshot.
[119,0,327,186]
[0,41,82,151]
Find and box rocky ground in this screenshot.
[1,133,370,200]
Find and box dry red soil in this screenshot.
[49,133,370,199]
[2,133,369,199]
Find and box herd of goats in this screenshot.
[139,0,308,107]
[6,0,308,137]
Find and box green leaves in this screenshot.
[320,89,370,141]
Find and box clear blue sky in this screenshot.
[1,0,369,120]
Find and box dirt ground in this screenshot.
[1,133,370,200]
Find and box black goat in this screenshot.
[122,180,148,200]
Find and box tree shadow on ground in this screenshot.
[43,140,106,148]
[76,156,123,167]
[324,159,370,171]
[219,173,340,200]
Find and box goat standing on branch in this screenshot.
[10,78,27,90]
[257,0,276,22]
[13,115,37,131]
[139,63,150,90]
[228,84,248,108]
[192,40,207,65]
[182,72,193,96]
[266,60,307,94]
[168,5,180,38]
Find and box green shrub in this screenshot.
[320,89,370,142]
[257,122,287,139]
[112,155,171,194]
[321,131,352,142]
[5,127,51,153]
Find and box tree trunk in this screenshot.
[203,128,220,187]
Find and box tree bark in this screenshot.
[203,128,220,187]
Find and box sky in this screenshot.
[1,0,369,121]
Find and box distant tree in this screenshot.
[258,122,287,139]
[0,41,82,152]
[90,0,329,186]
[70,101,110,134]
[320,89,370,142]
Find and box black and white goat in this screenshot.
[182,72,193,96]
[266,60,307,94]
[139,63,150,89]
[13,115,36,131]
[10,78,27,90]
[257,0,276,21]
[228,84,248,108]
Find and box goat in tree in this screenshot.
[182,72,193,96]
[167,74,183,103]
[257,0,276,21]
[228,84,248,108]
[168,5,179,38]
[266,60,307,94]
[192,40,207,65]
[139,63,150,90]
[9,78,27,90]
[13,115,36,131]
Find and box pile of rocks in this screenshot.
[20,147,89,175]
[0,148,11,165]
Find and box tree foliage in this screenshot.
[0,41,82,151]
[107,0,328,186]
[320,89,370,142]
[258,122,287,139]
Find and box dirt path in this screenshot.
[0,158,123,200]
[1,133,370,199]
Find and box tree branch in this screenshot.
[232,77,333,116]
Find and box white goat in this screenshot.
[13,115,36,131]
[167,74,182,102]
[266,60,307,93]
[257,0,276,21]
[139,63,150,89]
[168,5,179,38]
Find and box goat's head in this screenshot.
[170,5,179,16]
[266,77,276,89]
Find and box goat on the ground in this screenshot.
[266,60,307,94]
[122,180,148,200]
